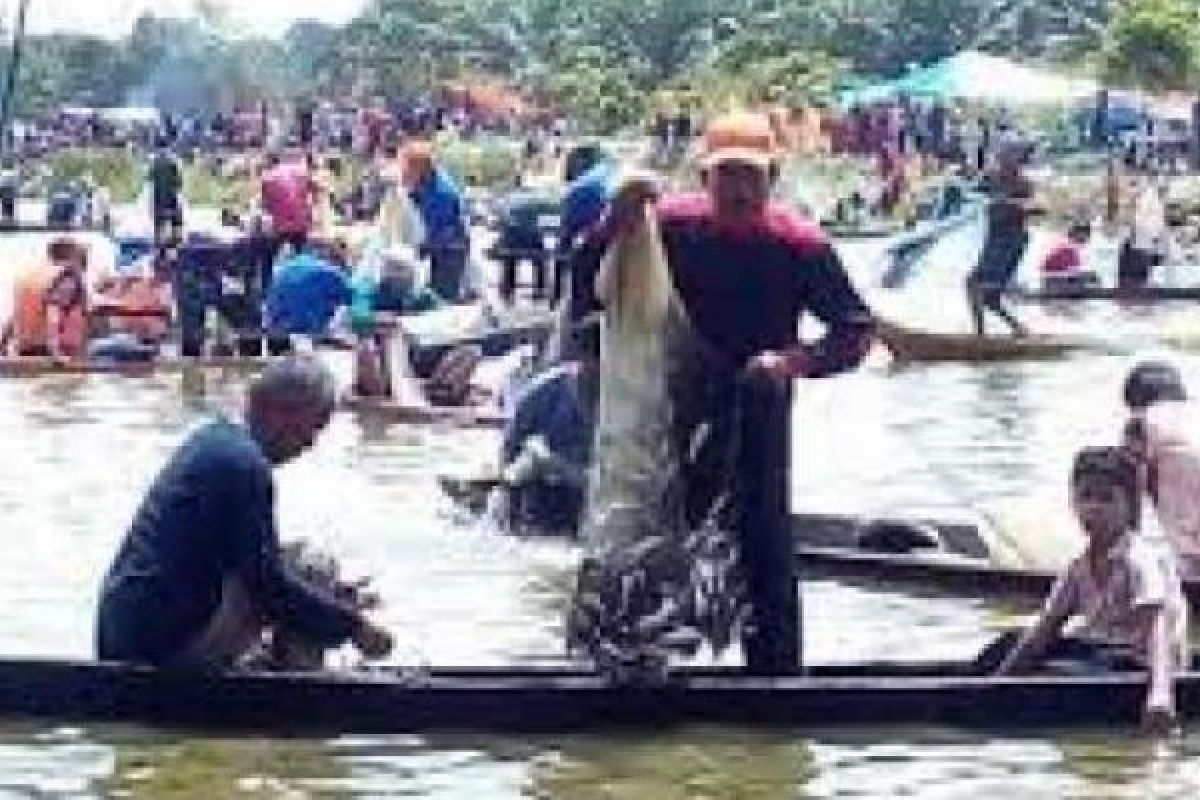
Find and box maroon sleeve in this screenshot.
[774,208,875,378]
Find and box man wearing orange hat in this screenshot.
[400,140,470,302]
[569,111,875,674]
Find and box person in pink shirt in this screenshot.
[1122,361,1200,577]
[1040,221,1099,291]
[993,446,1188,733]
[261,153,317,257]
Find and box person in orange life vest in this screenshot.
[0,237,89,359]
[92,254,174,346]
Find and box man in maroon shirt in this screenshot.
[571,112,875,673]
[261,152,317,257]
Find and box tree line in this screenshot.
[2,0,1197,132]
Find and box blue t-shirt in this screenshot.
[95,419,359,664]
[410,167,467,249]
[559,163,614,253]
[266,252,353,335]
[502,364,593,470]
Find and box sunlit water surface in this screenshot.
[0,225,1200,797]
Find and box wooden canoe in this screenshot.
[439,475,1200,604]
[439,473,983,546]
[342,397,506,430]
[1012,286,1200,303]
[0,355,274,377]
[0,223,105,235]
[0,657,1191,733]
[876,320,1110,364]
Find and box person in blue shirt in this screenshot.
[265,242,353,354]
[555,144,614,304]
[495,182,560,303]
[96,357,393,668]
[402,140,470,303]
[500,316,600,532]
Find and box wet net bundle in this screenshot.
[566,200,748,683]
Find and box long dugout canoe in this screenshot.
[0,355,274,377]
[438,474,986,553]
[0,658,1190,733]
[439,475,1200,602]
[876,320,1111,364]
[1011,286,1200,303]
[0,223,106,235]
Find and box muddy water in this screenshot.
[0,227,1199,797]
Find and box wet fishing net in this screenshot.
[566,206,749,683]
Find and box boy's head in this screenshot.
[1071,446,1140,538]
[1123,361,1186,411]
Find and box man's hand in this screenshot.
[746,350,808,383]
[609,174,661,238]
[352,618,394,660]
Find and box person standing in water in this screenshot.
[571,111,874,674]
[400,141,470,303]
[149,139,184,246]
[966,140,1039,336]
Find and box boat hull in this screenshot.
[876,320,1105,364]
[0,356,273,377]
[1013,286,1200,303]
[0,658,1178,733]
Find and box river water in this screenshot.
[2,223,1200,797]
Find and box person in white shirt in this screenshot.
[1122,360,1200,577]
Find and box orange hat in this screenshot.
[699,111,779,171]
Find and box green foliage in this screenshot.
[1102,0,1200,90]
[44,148,139,201]
[0,1,1123,133]
[433,132,524,189]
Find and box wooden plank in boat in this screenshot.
[876,320,1107,364]
[0,657,1181,733]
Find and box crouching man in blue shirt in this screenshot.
[500,317,600,532]
[96,356,393,668]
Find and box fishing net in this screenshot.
[238,541,380,672]
[566,207,748,683]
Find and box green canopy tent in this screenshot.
[839,51,1097,107]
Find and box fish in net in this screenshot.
[566,195,748,683]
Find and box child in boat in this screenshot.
[994,446,1188,731]
[1040,221,1100,291]
[1122,360,1200,578]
